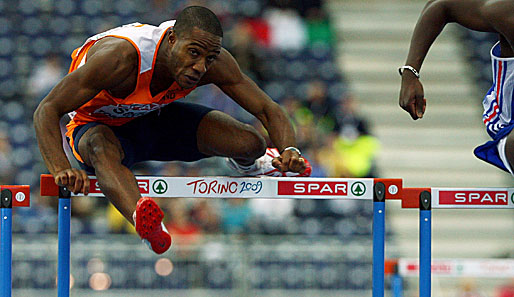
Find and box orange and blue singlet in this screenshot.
[66,21,198,164]
[65,21,213,171]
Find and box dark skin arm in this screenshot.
[33,38,138,194]
[199,48,306,173]
[399,0,514,119]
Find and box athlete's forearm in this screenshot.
[258,102,297,152]
[34,103,72,175]
[405,0,495,71]
[405,1,450,71]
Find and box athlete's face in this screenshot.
[169,27,222,89]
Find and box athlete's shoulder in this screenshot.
[73,38,137,91]
[85,37,138,74]
[481,0,514,18]
[87,37,138,61]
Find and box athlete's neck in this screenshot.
[151,30,176,95]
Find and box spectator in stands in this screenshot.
[27,53,65,105]
[303,80,337,133]
[304,7,334,46]
[304,146,328,177]
[334,95,370,140]
[0,130,14,185]
[249,196,294,233]
[264,1,307,50]
[227,20,268,83]
[240,13,271,49]
[316,132,353,177]
[456,279,487,297]
[158,162,184,177]
[281,95,320,151]
[496,278,514,297]
[165,199,202,245]
[315,95,379,178]
[295,0,324,17]
[190,199,220,234]
[71,196,100,234]
[143,0,174,25]
[107,203,135,234]
[220,198,252,234]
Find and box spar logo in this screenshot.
[439,190,508,205]
[152,180,168,194]
[89,179,150,194]
[278,181,347,196]
[351,182,366,196]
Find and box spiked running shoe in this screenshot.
[133,197,172,254]
[227,148,312,177]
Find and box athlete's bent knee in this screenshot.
[240,124,266,159]
[85,133,123,167]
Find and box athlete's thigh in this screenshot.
[196,109,265,158]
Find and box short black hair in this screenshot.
[173,6,223,38]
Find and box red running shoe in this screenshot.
[133,197,172,254]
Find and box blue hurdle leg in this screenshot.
[1,189,13,297]
[391,273,403,297]
[58,187,71,297]
[372,182,386,297]
[419,191,431,297]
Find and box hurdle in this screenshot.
[39,174,402,297]
[0,185,30,297]
[401,187,514,297]
[386,258,514,296]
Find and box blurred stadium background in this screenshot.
[0,0,513,296]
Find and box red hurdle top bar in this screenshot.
[432,187,514,209]
[401,187,514,209]
[40,174,402,200]
[0,185,30,207]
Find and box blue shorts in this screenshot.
[68,101,214,174]
[474,124,514,174]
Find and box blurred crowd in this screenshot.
[2,0,380,240]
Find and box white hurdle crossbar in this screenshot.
[388,258,514,297]
[398,258,514,278]
[40,174,402,297]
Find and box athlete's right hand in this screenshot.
[54,168,90,195]
[399,74,426,120]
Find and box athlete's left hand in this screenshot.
[272,149,306,173]
[399,72,426,120]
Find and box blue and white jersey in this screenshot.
[482,42,514,137]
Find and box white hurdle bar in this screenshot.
[40,174,403,297]
[398,258,514,278]
[401,187,514,297]
[386,258,514,297]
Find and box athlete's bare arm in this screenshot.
[399,0,513,120]
[200,48,306,173]
[34,38,138,194]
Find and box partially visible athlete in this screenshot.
[34,6,311,254]
[399,0,514,176]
